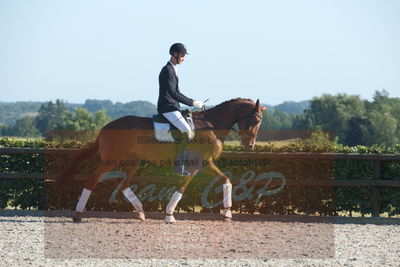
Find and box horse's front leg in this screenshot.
[203,161,233,220]
[164,170,198,223]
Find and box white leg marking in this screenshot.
[76,188,92,213]
[223,183,232,218]
[165,191,183,223]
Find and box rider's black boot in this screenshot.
[175,132,190,176]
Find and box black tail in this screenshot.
[54,138,99,192]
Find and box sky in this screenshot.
[0,0,399,106]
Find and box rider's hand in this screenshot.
[193,100,205,109]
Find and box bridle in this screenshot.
[237,110,262,130]
[204,108,262,136]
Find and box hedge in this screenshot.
[1,137,399,216]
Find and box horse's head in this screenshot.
[195,98,266,150]
[236,99,267,151]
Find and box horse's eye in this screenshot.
[250,117,259,127]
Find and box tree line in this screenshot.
[0,90,399,146]
[0,100,157,138]
[260,90,399,146]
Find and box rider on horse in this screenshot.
[157,43,205,175]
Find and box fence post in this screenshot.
[371,159,381,217]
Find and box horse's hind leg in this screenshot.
[72,163,115,222]
[120,165,145,221]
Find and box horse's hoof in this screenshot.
[224,217,232,222]
[164,215,176,223]
[72,212,82,223]
[138,212,146,221]
[72,217,82,223]
[222,209,232,219]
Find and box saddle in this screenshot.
[152,109,195,143]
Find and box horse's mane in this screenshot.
[192,98,254,118]
[209,97,254,111]
[191,98,255,129]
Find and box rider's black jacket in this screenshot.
[157,61,194,114]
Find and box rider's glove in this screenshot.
[193,100,205,109]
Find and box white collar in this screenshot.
[168,61,178,76]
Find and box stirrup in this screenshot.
[175,149,191,176]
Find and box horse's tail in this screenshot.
[54,138,99,191]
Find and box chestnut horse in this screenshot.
[56,98,266,223]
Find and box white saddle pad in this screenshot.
[153,121,176,142]
[153,119,195,143]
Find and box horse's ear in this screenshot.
[261,106,267,111]
[255,99,260,110]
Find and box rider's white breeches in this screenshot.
[162,110,193,136]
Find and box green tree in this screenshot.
[51,108,111,142]
[83,99,113,113]
[0,124,11,136]
[261,110,282,130]
[12,116,40,137]
[273,100,310,114]
[0,101,41,126]
[302,94,366,145]
[344,116,371,146]
[260,110,298,130]
[362,90,400,146]
[62,108,110,130]
[110,100,156,118]
[35,100,68,135]
[366,110,398,146]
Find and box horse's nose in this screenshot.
[243,142,255,151]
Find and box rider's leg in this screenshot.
[175,132,189,157]
[162,111,193,175]
[162,110,192,154]
[162,110,192,138]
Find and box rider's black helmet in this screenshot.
[169,43,189,56]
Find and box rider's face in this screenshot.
[174,53,185,64]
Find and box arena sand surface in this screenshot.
[0,210,399,266]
